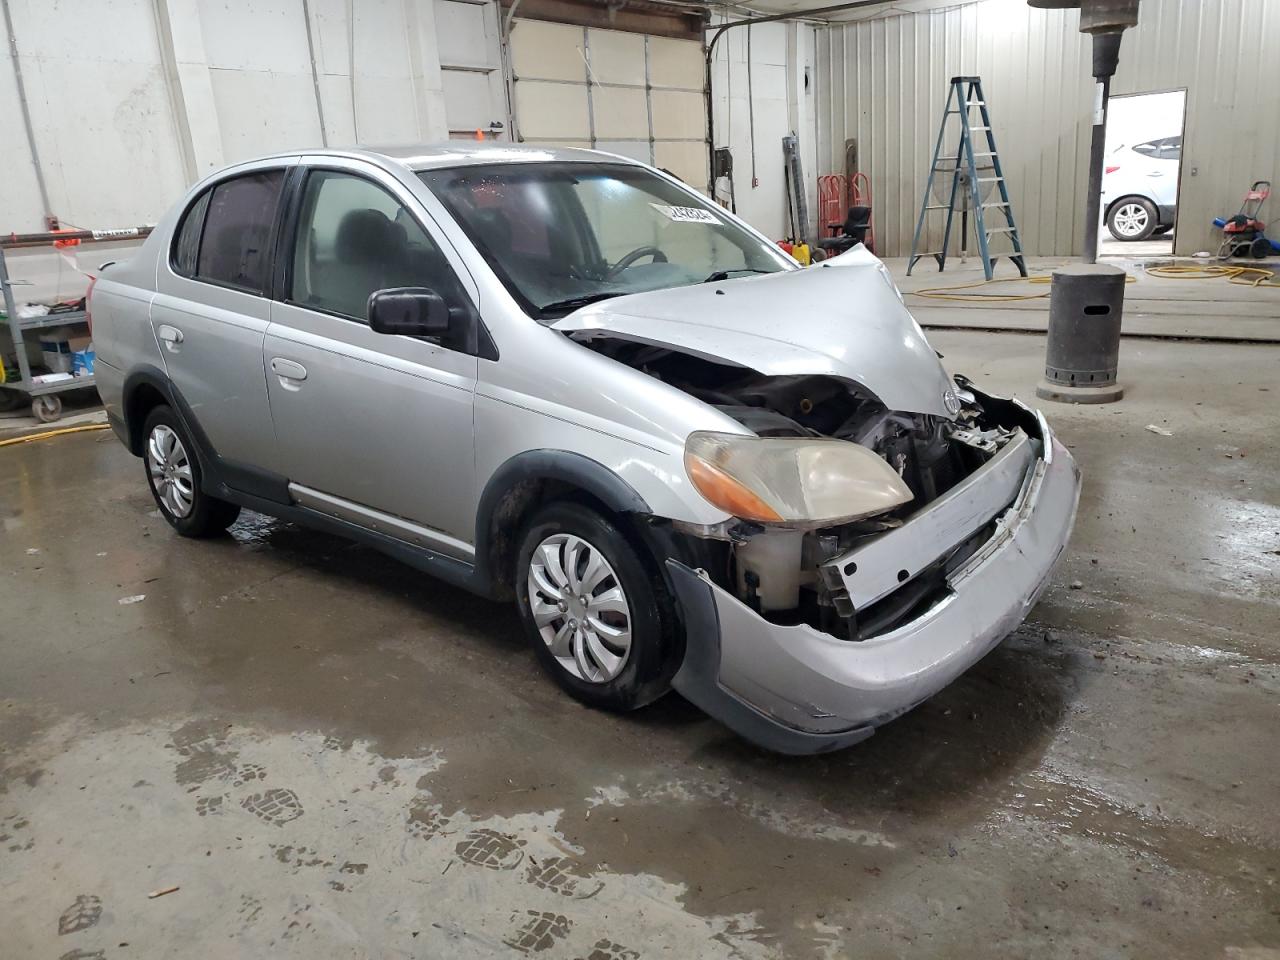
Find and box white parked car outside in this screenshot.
[1102,135,1180,241]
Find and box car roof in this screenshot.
[255,142,646,173]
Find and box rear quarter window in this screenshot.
[171,191,210,277]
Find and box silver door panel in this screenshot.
[148,285,277,470]
[266,302,478,544]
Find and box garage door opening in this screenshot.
[1098,89,1187,257]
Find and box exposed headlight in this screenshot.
[684,431,914,526]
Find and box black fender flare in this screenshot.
[120,365,291,505]
[121,364,179,455]
[472,449,652,593]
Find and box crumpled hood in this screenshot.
[553,246,958,418]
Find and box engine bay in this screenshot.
[581,337,1034,640]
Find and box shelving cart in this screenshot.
[0,226,151,422]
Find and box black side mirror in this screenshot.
[368,287,452,337]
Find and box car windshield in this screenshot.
[419,162,792,320]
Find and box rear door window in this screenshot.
[195,170,286,293]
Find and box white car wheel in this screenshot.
[1107,198,1158,242]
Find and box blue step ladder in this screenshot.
[908,76,1027,280]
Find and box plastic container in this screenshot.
[39,340,74,374]
[736,530,805,611]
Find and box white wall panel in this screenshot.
[647,36,703,89]
[650,90,705,140]
[1,0,187,229]
[592,86,648,141]
[434,0,494,67]
[654,140,706,188]
[515,80,591,140]
[587,29,645,86]
[815,0,1280,257]
[442,69,501,133]
[208,69,325,163]
[511,19,585,82]
[0,35,42,230]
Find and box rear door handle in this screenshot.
[270,357,308,386]
[157,324,184,351]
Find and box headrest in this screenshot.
[335,209,406,264]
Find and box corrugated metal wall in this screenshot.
[815,0,1280,257]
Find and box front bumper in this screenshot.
[669,418,1081,755]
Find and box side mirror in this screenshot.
[368,287,452,337]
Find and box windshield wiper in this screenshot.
[538,292,626,317]
[702,268,772,283]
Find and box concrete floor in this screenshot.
[2,330,1279,959]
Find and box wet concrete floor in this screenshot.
[2,330,1278,958]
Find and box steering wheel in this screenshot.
[607,245,668,279]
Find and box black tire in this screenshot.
[1152,224,1173,237]
[141,405,240,538]
[1106,196,1158,242]
[515,501,677,712]
[1251,237,1271,259]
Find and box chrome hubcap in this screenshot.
[527,533,632,683]
[1114,203,1149,237]
[147,424,194,519]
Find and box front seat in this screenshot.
[323,208,409,319]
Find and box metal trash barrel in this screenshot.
[1036,262,1125,403]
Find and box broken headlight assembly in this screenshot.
[683,431,914,527]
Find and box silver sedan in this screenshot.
[90,143,1079,753]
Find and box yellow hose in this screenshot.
[1143,263,1280,287]
[0,422,111,448]
[908,273,1135,302]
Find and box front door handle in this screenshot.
[157,324,184,351]
[270,357,308,389]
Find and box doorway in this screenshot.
[1098,89,1186,257]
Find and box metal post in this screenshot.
[1082,30,1122,263]
[1081,75,1109,263]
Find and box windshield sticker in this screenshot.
[651,203,721,224]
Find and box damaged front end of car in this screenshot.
[555,256,1081,753]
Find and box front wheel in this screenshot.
[515,502,677,712]
[1107,197,1158,241]
[142,405,241,537]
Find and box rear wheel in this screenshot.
[1107,197,1158,241]
[142,405,240,537]
[515,502,676,712]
